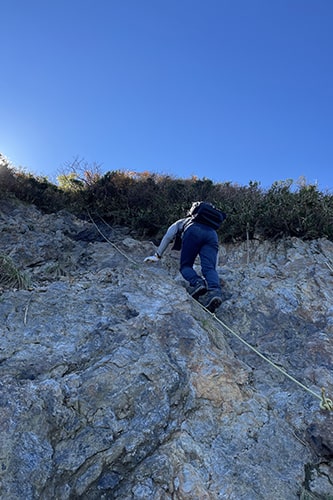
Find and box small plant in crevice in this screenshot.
[0,254,31,290]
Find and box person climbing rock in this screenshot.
[144,201,226,313]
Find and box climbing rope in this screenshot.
[320,387,333,411]
[195,300,333,412]
[87,211,333,411]
[87,211,138,265]
[325,261,333,273]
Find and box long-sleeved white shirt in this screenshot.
[156,217,191,257]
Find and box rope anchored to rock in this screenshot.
[320,387,333,411]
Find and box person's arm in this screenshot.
[144,219,186,262]
[155,219,184,257]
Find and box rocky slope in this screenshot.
[0,197,332,499]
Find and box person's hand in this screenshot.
[144,254,160,263]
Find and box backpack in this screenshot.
[189,202,226,230]
[171,202,226,251]
[171,230,183,251]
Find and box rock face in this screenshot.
[0,198,332,499]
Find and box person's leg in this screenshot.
[180,225,203,286]
[197,230,222,312]
[199,232,221,292]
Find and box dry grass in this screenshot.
[0,254,31,290]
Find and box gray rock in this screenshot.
[0,199,332,499]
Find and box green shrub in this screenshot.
[0,159,17,196]
[1,157,333,243]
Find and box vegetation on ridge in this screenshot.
[1,155,332,243]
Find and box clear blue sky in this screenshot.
[1,0,333,190]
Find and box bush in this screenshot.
[0,158,17,196]
[1,158,333,243]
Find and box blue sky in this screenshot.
[1,0,333,190]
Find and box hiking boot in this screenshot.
[187,280,207,299]
[199,290,222,312]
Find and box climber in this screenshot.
[144,202,226,313]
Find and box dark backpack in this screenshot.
[172,202,226,251]
[190,202,226,230]
[171,230,183,251]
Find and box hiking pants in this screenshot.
[180,223,221,291]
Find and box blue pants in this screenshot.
[180,223,221,291]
